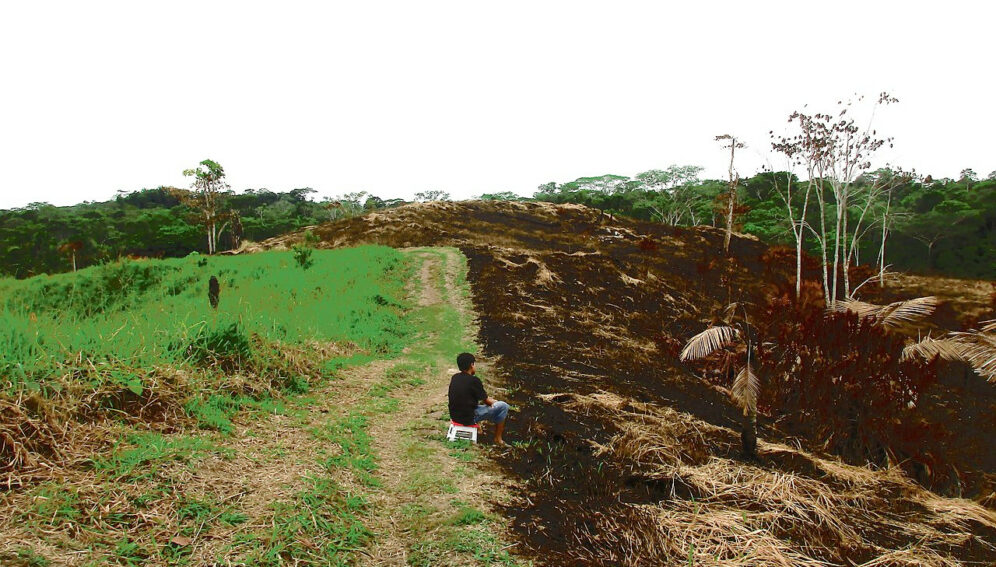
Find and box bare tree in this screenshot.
[58,240,83,272]
[877,178,895,285]
[841,169,913,295]
[764,146,814,301]
[230,210,243,250]
[322,199,344,221]
[772,94,898,305]
[715,135,745,254]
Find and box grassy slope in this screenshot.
[0,248,413,443]
[1,247,412,376]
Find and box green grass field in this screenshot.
[0,246,415,431]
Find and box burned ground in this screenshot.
[250,201,996,565]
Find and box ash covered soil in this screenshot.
[249,201,996,566]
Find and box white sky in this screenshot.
[1,1,993,208]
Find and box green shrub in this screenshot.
[292,245,314,270]
[184,321,253,370]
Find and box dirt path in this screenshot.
[357,248,515,566]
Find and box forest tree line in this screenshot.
[1,166,991,280]
[531,166,996,281]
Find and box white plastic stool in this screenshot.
[446,421,479,443]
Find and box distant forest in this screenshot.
[532,167,996,280]
[0,168,993,280]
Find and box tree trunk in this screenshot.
[878,195,891,286]
[724,141,738,255]
[816,188,831,306]
[793,183,812,301]
[742,409,757,458]
[71,251,76,272]
[831,193,844,306]
[725,184,736,254]
[795,239,802,299]
[842,202,852,299]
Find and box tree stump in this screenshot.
[208,276,220,309]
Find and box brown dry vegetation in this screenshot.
[249,200,996,565]
[0,340,355,491]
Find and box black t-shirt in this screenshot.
[448,371,487,426]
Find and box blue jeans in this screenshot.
[474,401,509,424]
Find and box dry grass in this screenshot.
[530,259,560,287]
[543,391,996,566]
[0,396,67,487]
[493,253,562,288]
[888,274,995,323]
[0,365,199,490]
[0,334,362,493]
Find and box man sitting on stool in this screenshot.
[448,352,509,445]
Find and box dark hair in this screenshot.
[457,352,476,372]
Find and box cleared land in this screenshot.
[250,200,996,566]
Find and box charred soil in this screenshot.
[249,201,996,565]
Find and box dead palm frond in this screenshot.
[731,364,759,414]
[832,296,937,328]
[831,298,883,319]
[679,326,739,361]
[904,322,996,382]
[950,326,996,383]
[901,336,968,363]
[679,320,759,457]
[878,296,938,328]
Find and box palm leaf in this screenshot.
[951,329,996,382]
[679,326,738,361]
[830,299,883,318]
[833,296,937,328]
[906,326,996,383]
[901,336,969,362]
[878,296,938,328]
[731,364,759,414]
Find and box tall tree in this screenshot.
[414,190,451,202]
[769,124,816,301]
[177,159,230,255]
[821,94,897,303]
[635,166,704,225]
